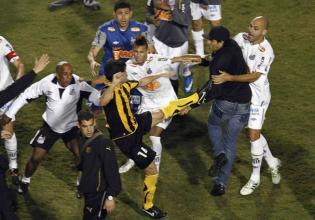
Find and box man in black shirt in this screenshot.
[77,110,121,220]
[198,26,252,196]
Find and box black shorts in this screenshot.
[114,112,156,169]
[83,191,107,220]
[30,122,79,152]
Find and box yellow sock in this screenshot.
[143,174,158,210]
[161,93,199,118]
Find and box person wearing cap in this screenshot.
[211,16,281,196]
[2,61,101,194]
[197,26,252,196]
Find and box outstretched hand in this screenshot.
[181,54,202,64]
[90,60,100,76]
[33,54,50,74]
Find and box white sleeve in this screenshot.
[0,37,19,62]
[79,81,101,106]
[233,32,244,46]
[256,50,274,75]
[5,79,45,118]
[91,29,107,48]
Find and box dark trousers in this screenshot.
[83,191,107,220]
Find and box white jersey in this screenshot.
[234,32,274,105]
[5,74,100,133]
[0,36,19,91]
[126,54,177,111]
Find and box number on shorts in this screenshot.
[137,147,148,158]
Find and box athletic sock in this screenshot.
[249,138,264,182]
[191,29,205,56]
[5,133,18,170]
[261,134,278,168]
[143,174,158,210]
[22,176,31,184]
[161,93,198,118]
[150,136,162,172]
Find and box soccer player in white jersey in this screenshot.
[212,16,281,195]
[0,36,25,185]
[119,35,200,173]
[190,0,222,56]
[3,62,100,194]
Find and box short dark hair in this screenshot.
[133,35,148,49]
[78,110,94,124]
[114,0,131,11]
[104,59,126,81]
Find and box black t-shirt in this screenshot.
[201,39,252,103]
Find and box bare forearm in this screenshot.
[139,73,169,87]
[99,85,115,106]
[230,72,261,83]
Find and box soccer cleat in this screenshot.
[48,0,74,11]
[240,179,260,195]
[210,183,225,196]
[162,93,199,118]
[10,169,20,186]
[183,75,193,93]
[18,182,29,194]
[268,158,281,184]
[143,205,167,219]
[208,153,227,177]
[119,159,135,174]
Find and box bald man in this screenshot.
[212,16,281,195]
[3,62,100,194]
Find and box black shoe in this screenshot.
[208,153,227,177]
[10,169,20,185]
[18,182,29,194]
[143,205,167,219]
[211,183,225,196]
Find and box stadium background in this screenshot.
[0,0,314,219]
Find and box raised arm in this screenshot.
[138,71,175,87]
[88,29,107,76]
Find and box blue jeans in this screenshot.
[208,99,250,186]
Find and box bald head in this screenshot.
[55,62,73,87]
[252,16,269,30]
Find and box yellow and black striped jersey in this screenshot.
[103,81,139,140]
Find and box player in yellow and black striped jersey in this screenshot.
[99,59,201,219]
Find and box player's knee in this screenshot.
[210,19,221,27]
[248,130,261,141]
[144,162,157,175]
[192,19,203,31]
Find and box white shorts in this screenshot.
[0,99,15,121]
[138,108,172,130]
[153,36,190,79]
[190,2,222,21]
[247,103,269,130]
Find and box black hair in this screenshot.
[114,0,131,11]
[78,110,94,123]
[133,35,148,49]
[104,59,126,81]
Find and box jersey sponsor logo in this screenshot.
[105,146,111,151]
[143,81,161,91]
[107,26,115,32]
[242,33,250,40]
[147,68,152,75]
[131,27,140,32]
[131,72,138,75]
[257,57,265,68]
[158,58,168,61]
[69,88,75,95]
[249,54,256,60]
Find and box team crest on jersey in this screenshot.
[131,27,140,32]
[249,54,256,60]
[158,58,168,61]
[85,147,91,153]
[107,26,115,32]
[147,68,152,75]
[69,88,75,95]
[113,41,119,45]
[258,45,266,52]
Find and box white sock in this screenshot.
[192,29,205,56]
[22,176,31,184]
[261,134,278,168]
[5,133,18,170]
[150,136,162,172]
[249,138,264,182]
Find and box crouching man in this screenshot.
[77,110,121,220]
